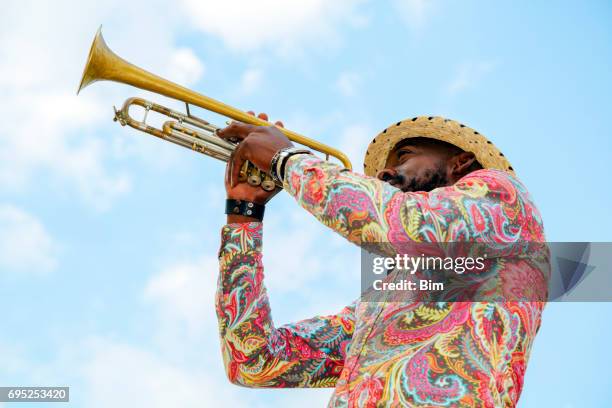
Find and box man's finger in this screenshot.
[217,121,257,141]
[274,120,284,128]
[225,153,232,189]
[230,144,246,188]
[257,112,269,121]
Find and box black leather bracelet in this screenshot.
[225,199,265,221]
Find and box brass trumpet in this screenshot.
[77,27,352,191]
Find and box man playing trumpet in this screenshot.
[215,114,547,407]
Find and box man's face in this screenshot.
[376,138,457,192]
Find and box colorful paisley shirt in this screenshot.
[216,154,547,407]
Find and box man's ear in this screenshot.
[450,151,477,178]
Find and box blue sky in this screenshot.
[1,1,611,407]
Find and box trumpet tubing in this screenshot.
[114,97,277,190]
[77,26,352,191]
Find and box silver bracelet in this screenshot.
[269,147,312,185]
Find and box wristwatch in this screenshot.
[269,147,312,185]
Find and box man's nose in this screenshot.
[376,168,397,182]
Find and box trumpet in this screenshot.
[77,27,352,191]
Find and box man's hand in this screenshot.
[222,112,289,223]
[218,112,293,188]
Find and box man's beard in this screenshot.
[389,161,449,192]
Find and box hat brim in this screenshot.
[363,116,514,177]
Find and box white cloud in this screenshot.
[446,60,497,96]
[263,215,330,292]
[0,339,29,376]
[82,338,247,408]
[180,0,368,54]
[168,48,206,86]
[335,71,362,96]
[0,0,204,209]
[338,123,374,174]
[392,0,436,31]
[143,255,218,335]
[78,320,335,407]
[239,68,264,95]
[0,204,58,274]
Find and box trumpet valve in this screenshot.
[247,173,262,186]
[261,175,276,192]
[238,161,249,182]
[247,164,262,186]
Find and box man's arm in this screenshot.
[282,154,541,245]
[214,119,538,245]
[216,222,355,388]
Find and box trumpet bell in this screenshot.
[78,26,113,94]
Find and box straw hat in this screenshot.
[363,116,514,177]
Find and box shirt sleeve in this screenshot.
[282,154,544,245]
[216,222,356,388]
